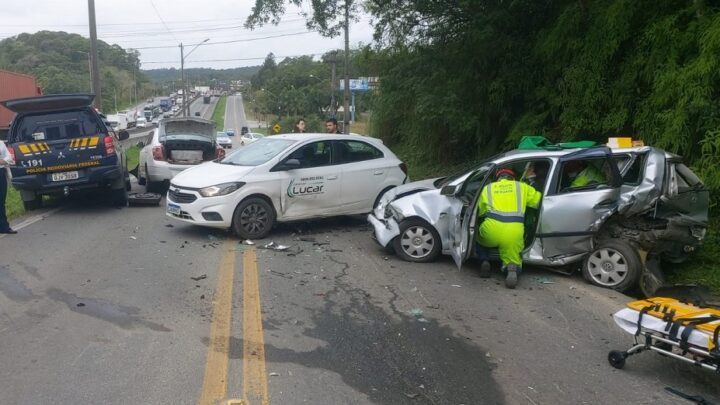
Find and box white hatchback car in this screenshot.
[166,133,408,239]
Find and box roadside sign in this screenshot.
[272,123,281,133]
[338,78,370,92]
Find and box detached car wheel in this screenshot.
[393,218,441,263]
[582,240,642,292]
[232,197,275,240]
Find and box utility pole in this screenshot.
[330,52,337,119]
[87,0,102,110]
[180,43,186,117]
[342,1,351,134]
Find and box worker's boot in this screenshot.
[505,264,519,289]
[478,261,491,278]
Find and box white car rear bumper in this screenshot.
[147,160,196,183]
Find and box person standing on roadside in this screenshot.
[293,118,307,133]
[324,118,341,134]
[0,141,16,234]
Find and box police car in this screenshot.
[166,133,408,239]
[2,94,131,209]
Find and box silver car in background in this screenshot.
[369,146,708,294]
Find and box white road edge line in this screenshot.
[1,207,63,238]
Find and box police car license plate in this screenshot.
[51,171,79,182]
[167,203,181,215]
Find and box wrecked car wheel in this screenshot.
[393,219,441,263]
[582,240,642,292]
[232,197,275,240]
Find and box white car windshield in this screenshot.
[219,138,296,166]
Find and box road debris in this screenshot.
[76,303,85,307]
[270,270,293,279]
[259,241,290,251]
[191,274,207,281]
[240,240,255,245]
[200,294,205,300]
[165,224,174,228]
[269,372,280,377]
[129,236,137,240]
[404,393,420,399]
[451,284,462,288]
[207,234,220,241]
[410,308,424,317]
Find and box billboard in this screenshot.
[338,78,370,92]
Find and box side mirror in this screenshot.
[282,158,301,170]
[440,185,457,196]
[118,130,130,141]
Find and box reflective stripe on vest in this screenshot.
[485,181,524,223]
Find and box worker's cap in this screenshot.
[496,168,515,179]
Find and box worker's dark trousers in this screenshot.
[0,174,9,231]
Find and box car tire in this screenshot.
[582,240,642,292]
[112,187,128,207]
[232,197,275,240]
[393,218,441,263]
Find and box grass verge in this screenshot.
[126,145,140,171]
[7,186,23,220]
[212,96,227,131]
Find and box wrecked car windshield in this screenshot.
[435,162,494,188]
[219,138,296,166]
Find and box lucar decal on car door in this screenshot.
[287,176,326,197]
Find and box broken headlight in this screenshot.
[199,182,245,197]
[690,226,707,240]
[385,204,405,222]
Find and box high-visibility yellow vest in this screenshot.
[477,179,542,223]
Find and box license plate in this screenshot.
[51,171,79,182]
[167,203,181,215]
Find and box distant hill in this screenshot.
[0,31,153,111]
[143,66,260,84]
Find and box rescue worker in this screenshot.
[566,160,606,188]
[476,168,542,288]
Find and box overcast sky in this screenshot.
[0,0,375,70]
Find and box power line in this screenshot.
[142,53,325,64]
[0,17,304,28]
[148,0,179,42]
[132,31,315,50]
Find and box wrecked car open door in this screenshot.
[448,165,493,268]
[535,147,622,262]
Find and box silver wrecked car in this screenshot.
[368,146,709,293]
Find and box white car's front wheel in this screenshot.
[393,218,441,263]
[232,197,275,240]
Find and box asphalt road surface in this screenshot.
[1,95,718,404]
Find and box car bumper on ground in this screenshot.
[367,212,400,248]
[165,187,235,229]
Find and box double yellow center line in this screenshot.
[199,241,269,405]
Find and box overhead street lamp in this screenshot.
[180,38,209,117]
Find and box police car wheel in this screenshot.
[582,240,642,292]
[393,218,441,263]
[111,187,128,207]
[232,197,275,240]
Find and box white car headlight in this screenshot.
[199,182,245,197]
